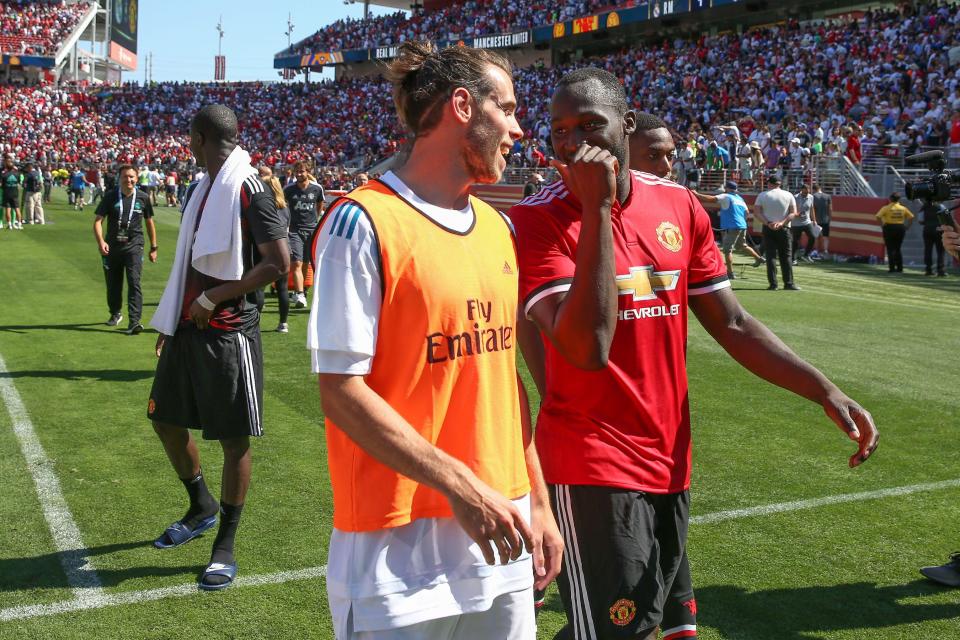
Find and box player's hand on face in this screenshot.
[551,142,619,213]
[447,473,535,566]
[530,497,564,591]
[822,390,879,468]
[189,298,214,330]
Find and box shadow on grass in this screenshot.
[0,323,121,335]
[539,580,958,638]
[809,262,960,293]
[0,369,153,382]
[0,539,201,592]
[698,581,958,638]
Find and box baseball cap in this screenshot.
[725,180,738,191]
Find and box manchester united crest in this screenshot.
[609,598,636,626]
[656,221,683,253]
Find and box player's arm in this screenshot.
[190,189,290,328]
[527,146,620,370]
[318,374,535,567]
[145,217,158,263]
[691,190,719,204]
[516,372,563,590]
[689,288,878,467]
[93,215,109,256]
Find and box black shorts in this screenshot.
[819,222,830,237]
[148,325,264,440]
[288,228,313,262]
[550,484,690,639]
[2,191,17,208]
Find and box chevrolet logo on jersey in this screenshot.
[616,266,681,301]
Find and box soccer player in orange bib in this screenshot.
[308,41,562,639]
[510,68,879,640]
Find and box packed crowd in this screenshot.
[0,0,90,55]
[0,79,405,172]
[4,3,960,186]
[279,0,614,56]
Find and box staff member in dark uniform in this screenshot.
[93,164,158,334]
[283,160,324,308]
[920,200,948,276]
[874,192,913,273]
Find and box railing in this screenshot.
[499,167,559,185]
[860,144,960,174]
[672,155,874,197]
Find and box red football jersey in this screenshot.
[510,171,729,493]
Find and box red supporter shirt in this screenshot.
[510,171,729,494]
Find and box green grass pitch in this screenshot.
[0,191,958,639]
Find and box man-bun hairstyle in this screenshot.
[384,41,512,138]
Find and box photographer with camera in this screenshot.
[920,200,948,276]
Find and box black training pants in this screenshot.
[103,247,143,323]
[882,224,906,272]
[763,226,794,287]
[791,224,816,260]
[923,227,945,275]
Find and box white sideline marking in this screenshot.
[0,352,106,607]
[690,478,960,525]
[3,479,960,623]
[0,565,327,622]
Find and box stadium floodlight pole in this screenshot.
[216,16,225,82]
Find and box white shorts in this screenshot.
[334,587,535,640]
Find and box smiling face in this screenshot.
[119,167,137,194]
[550,79,634,173]
[460,64,523,184]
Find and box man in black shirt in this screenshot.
[282,160,324,308]
[147,105,289,592]
[920,200,948,277]
[2,155,22,231]
[94,165,157,333]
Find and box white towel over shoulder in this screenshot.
[149,146,258,336]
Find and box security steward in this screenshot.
[874,192,914,273]
[94,164,158,334]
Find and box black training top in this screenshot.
[283,181,324,232]
[95,188,155,250]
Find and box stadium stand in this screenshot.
[278,0,615,56]
[3,1,960,197]
[0,0,90,56]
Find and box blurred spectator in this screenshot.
[0,1,89,55]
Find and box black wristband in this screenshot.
[150,246,158,251]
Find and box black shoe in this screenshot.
[767,284,779,291]
[925,270,934,276]
[937,272,947,277]
[920,552,960,587]
[785,284,801,290]
[125,323,144,335]
[106,313,122,327]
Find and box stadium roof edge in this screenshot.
[351,0,412,9]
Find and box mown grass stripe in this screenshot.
[0,352,105,606]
